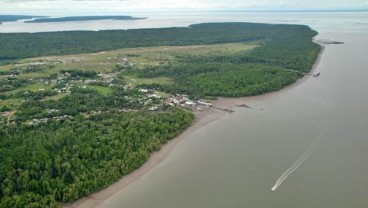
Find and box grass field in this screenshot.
[123,75,174,86]
[0,84,52,96]
[0,98,22,107]
[87,85,113,96]
[42,93,67,101]
[0,42,257,75]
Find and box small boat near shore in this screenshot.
[316,39,344,45]
[313,72,320,77]
[236,104,252,108]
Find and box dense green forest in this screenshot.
[0,23,318,62]
[0,109,193,207]
[0,23,320,207]
[136,63,301,97]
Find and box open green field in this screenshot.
[42,93,67,101]
[0,42,257,75]
[124,75,174,86]
[86,85,112,96]
[2,84,52,95]
[0,98,22,108]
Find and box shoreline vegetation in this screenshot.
[0,23,321,207]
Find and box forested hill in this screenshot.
[0,15,44,22]
[0,22,317,63]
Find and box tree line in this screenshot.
[0,23,318,62]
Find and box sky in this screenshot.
[1,0,368,15]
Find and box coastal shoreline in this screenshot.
[63,107,228,208]
[64,41,324,208]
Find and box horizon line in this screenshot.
[1,8,368,16]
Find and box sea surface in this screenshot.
[0,12,367,33]
[2,11,368,208]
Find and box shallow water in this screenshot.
[102,12,368,208]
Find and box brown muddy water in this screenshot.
[102,13,368,208]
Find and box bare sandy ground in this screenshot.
[64,43,324,208]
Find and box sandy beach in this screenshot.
[64,41,324,208]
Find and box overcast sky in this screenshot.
[1,0,368,15]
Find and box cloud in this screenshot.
[2,0,128,2]
[3,0,128,1]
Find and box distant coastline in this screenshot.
[25,16,146,23]
[0,15,45,22]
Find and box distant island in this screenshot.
[0,15,45,22]
[25,16,146,23]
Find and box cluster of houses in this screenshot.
[118,108,139,113]
[99,56,136,69]
[165,94,213,111]
[0,111,11,117]
[25,115,74,126]
[52,72,117,94]
[117,89,216,113]
[1,55,222,127]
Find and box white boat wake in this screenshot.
[271,138,321,191]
